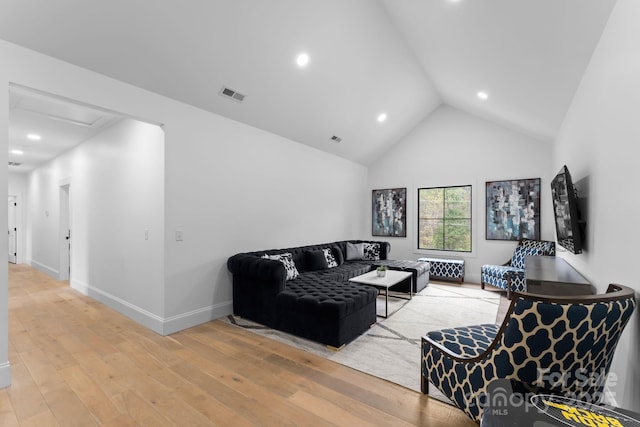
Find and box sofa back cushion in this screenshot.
[305,246,342,268]
[363,242,382,260]
[305,250,329,271]
[239,240,389,273]
[324,248,338,267]
[344,240,390,261]
[331,245,344,266]
[346,242,365,260]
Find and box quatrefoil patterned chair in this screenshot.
[481,239,556,299]
[421,284,636,423]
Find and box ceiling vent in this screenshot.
[219,86,246,103]
[330,135,343,143]
[8,162,21,167]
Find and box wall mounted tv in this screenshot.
[550,165,585,254]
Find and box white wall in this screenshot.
[0,60,8,388]
[0,37,368,387]
[158,106,369,332]
[554,0,640,410]
[27,167,63,275]
[368,105,553,283]
[8,172,27,264]
[26,119,166,330]
[163,110,369,331]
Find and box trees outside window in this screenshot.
[418,185,472,252]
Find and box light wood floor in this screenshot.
[1,264,476,426]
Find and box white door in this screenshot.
[59,184,71,281]
[8,197,17,264]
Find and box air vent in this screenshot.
[8,162,21,166]
[219,86,246,103]
[330,135,343,143]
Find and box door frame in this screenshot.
[7,196,17,264]
[59,180,71,281]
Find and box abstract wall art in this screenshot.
[486,178,541,241]
[372,188,406,237]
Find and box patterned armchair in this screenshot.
[421,284,636,423]
[481,239,555,299]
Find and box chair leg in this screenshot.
[421,373,429,394]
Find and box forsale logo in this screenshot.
[530,394,640,427]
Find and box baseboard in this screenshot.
[70,279,233,336]
[71,279,165,335]
[28,259,59,279]
[162,302,233,335]
[0,361,11,389]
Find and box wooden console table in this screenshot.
[525,256,593,296]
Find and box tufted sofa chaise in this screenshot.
[227,240,428,348]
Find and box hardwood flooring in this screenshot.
[2,264,475,426]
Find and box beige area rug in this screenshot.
[225,282,501,398]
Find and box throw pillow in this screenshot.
[363,242,381,260]
[262,252,300,280]
[331,245,344,266]
[323,248,338,268]
[510,245,545,269]
[304,250,328,271]
[346,242,365,260]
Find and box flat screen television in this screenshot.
[550,165,584,254]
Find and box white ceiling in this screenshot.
[9,86,121,173]
[0,0,616,168]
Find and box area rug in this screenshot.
[225,282,501,396]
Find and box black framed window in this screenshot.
[418,185,472,252]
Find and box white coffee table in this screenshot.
[349,270,413,318]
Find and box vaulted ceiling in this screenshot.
[0,0,616,168]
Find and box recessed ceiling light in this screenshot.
[11,149,24,155]
[27,133,41,140]
[377,113,387,123]
[296,53,309,68]
[477,91,489,100]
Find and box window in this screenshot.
[418,185,472,252]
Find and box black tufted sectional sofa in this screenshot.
[227,240,400,348]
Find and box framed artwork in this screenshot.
[372,188,406,237]
[486,178,541,241]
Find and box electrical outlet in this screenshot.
[176,230,184,241]
[144,229,149,240]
